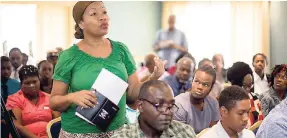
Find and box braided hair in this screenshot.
[18,65,39,84]
[269,64,287,88]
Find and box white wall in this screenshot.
[270,2,287,66]
[104,1,162,65]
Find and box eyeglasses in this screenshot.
[275,74,287,80]
[140,98,179,113]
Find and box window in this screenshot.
[0,4,36,57]
[175,2,232,68]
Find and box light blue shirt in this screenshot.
[256,98,287,138]
[125,105,139,124]
[153,29,188,68]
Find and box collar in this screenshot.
[126,105,138,112]
[13,64,23,71]
[19,90,46,98]
[253,72,267,82]
[216,121,243,138]
[136,119,175,138]
[172,75,190,90]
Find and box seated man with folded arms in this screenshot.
[174,65,220,134]
[200,85,256,138]
[111,80,196,138]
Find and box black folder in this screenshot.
[75,91,119,131]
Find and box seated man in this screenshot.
[140,53,170,82]
[125,83,140,124]
[174,65,220,134]
[1,56,20,103]
[201,85,256,138]
[198,58,223,99]
[111,80,196,138]
[163,57,194,96]
[256,97,287,138]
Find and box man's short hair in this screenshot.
[1,56,11,64]
[138,80,170,99]
[195,65,217,87]
[9,48,22,56]
[219,85,249,110]
[198,58,212,68]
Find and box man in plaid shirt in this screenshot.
[111,80,196,138]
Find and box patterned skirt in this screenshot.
[59,129,114,138]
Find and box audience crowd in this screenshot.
[1,1,286,138]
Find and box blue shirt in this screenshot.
[163,75,191,96]
[256,98,287,138]
[153,29,188,69]
[1,78,20,102]
[125,105,139,124]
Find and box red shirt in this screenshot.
[6,90,52,138]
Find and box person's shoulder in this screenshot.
[8,90,21,97]
[170,120,196,137]
[163,75,173,82]
[40,91,50,97]
[199,127,216,138]
[242,129,256,138]
[7,78,20,85]
[7,90,24,102]
[170,120,192,129]
[58,45,77,58]
[175,92,190,102]
[259,88,273,101]
[109,39,132,53]
[156,29,166,34]
[205,95,218,104]
[110,123,137,138]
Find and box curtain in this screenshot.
[162,1,270,71]
[0,1,75,62]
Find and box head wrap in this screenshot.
[73,1,95,39]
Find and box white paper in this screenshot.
[91,68,128,105]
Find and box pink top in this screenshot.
[6,90,52,138]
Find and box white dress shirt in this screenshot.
[200,121,255,138]
[10,64,23,82]
[253,72,269,95]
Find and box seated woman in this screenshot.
[259,64,287,117]
[38,60,54,94]
[227,62,263,127]
[6,65,60,138]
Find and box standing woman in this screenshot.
[49,1,165,138]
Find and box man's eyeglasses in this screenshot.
[140,98,179,113]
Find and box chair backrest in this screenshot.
[47,117,61,138]
[248,120,263,132]
[196,128,210,138]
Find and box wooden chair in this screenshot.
[46,117,61,138]
[248,120,263,132]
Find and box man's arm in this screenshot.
[171,32,188,53]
